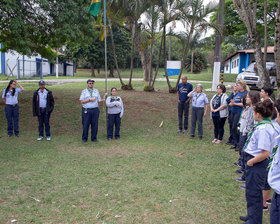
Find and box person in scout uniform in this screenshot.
[187,84,209,139]
[209,84,228,144]
[176,76,193,134]
[229,81,248,150]
[2,80,24,137]
[106,87,124,140]
[268,99,280,224]
[80,79,103,142]
[32,80,55,141]
[240,99,277,224]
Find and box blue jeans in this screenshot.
[5,105,19,136]
[82,108,99,142]
[190,107,204,137]
[270,193,280,224]
[38,108,51,137]
[245,153,268,224]
[107,113,121,139]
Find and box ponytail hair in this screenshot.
[254,99,274,118]
[4,80,16,97]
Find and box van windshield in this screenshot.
[245,62,275,72]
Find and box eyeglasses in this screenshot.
[88,83,94,85]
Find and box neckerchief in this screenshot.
[243,118,273,152]
[194,92,202,104]
[87,88,94,97]
[212,94,223,108]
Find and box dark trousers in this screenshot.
[271,193,280,224]
[38,108,51,137]
[107,113,121,139]
[212,116,227,140]
[238,134,248,171]
[228,111,234,143]
[231,112,241,147]
[5,105,19,136]
[190,107,204,137]
[82,108,99,141]
[245,154,268,224]
[178,101,190,130]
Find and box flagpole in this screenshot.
[104,0,108,95]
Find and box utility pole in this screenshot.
[211,0,225,91]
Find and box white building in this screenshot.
[0,44,74,78]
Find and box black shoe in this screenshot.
[236,169,244,174]
[190,134,195,139]
[266,199,272,204]
[239,216,248,222]
[230,146,237,149]
[92,139,98,142]
[263,205,268,211]
[82,139,87,143]
[198,136,202,140]
[236,177,245,183]
[233,162,241,168]
[226,142,233,145]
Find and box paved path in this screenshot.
[0,78,235,87]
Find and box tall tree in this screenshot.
[233,0,271,87]
[275,1,280,95]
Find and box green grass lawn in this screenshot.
[0,68,238,84]
[0,81,269,223]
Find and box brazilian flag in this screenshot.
[88,0,101,17]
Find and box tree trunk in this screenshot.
[152,33,164,88]
[128,21,136,87]
[109,67,114,77]
[108,17,125,86]
[233,0,268,88]
[191,50,194,73]
[90,61,95,77]
[168,35,172,60]
[163,25,172,91]
[175,21,195,89]
[263,0,270,87]
[98,68,100,74]
[275,1,280,96]
[148,7,155,87]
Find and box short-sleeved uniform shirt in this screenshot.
[232,90,248,114]
[177,83,193,102]
[191,92,209,108]
[244,121,277,157]
[268,136,280,194]
[2,88,21,105]
[79,88,101,108]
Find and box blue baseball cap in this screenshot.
[39,80,46,85]
[87,79,95,83]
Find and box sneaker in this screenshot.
[37,136,43,141]
[15,134,19,137]
[46,136,51,141]
[115,137,120,140]
[182,129,187,134]
[263,205,268,211]
[212,139,218,143]
[239,216,248,222]
[240,184,246,190]
[236,169,244,174]
[190,134,195,139]
[107,138,112,141]
[233,162,241,168]
[177,129,182,133]
[8,135,12,137]
[236,177,245,183]
[266,199,272,204]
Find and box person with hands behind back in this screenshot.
[106,87,124,140]
[240,99,277,224]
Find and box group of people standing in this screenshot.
[176,76,280,223]
[1,79,123,142]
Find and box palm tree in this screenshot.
[175,0,217,89]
